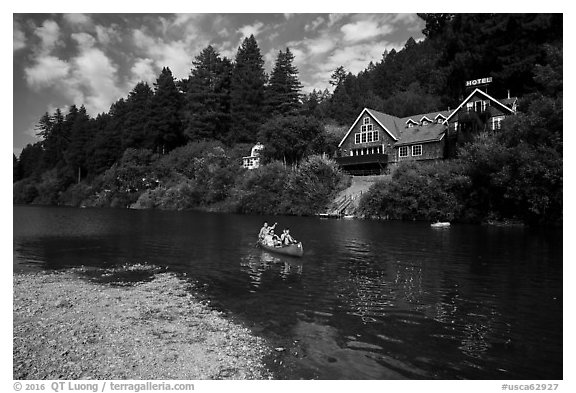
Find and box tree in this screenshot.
[230,35,267,143]
[257,115,326,164]
[185,45,232,142]
[329,66,348,87]
[37,108,68,169]
[266,48,303,116]
[17,142,44,179]
[65,105,91,181]
[122,82,154,150]
[146,67,185,153]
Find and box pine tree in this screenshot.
[266,48,303,116]
[146,67,185,153]
[122,82,153,150]
[65,105,91,181]
[230,35,267,143]
[185,45,232,142]
[37,108,68,169]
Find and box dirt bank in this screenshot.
[13,269,272,380]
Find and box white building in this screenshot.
[242,142,264,169]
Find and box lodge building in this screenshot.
[335,87,517,175]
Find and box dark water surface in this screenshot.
[13,205,562,379]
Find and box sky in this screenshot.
[12,13,425,156]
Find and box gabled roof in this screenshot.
[444,88,516,123]
[401,110,452,125]
[337,108,400,148]
[394,123,446,146]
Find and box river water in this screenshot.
[13,205,563,379]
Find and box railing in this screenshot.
[335,154,388,166]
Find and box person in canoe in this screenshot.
[281,228,297,245]
[258,222,277,241]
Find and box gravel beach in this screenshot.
[13,269,273,380]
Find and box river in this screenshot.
[13,205,563,379]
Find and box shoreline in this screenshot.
[13,269,273,380]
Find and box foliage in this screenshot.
[359,161,471,221]
[185,45,232,142]
[230,35,268,143]
[257,115,328,165]
[266,48,303,116]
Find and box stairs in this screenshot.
[321,175,388,217]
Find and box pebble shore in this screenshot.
[13,269,273,380]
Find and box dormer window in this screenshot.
[436,115,445,123]
[406,119,417,128]
[421,120,429,126]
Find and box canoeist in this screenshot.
[281,228,297,245]
[258,222,277,241]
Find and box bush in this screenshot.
[359,161,471,222]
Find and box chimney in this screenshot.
[507,90,510,99]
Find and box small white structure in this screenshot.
[242,142,264,169]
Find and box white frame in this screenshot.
[399,146,408,157]
[412,145,422,156]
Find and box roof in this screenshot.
[337,108,401,148]
[401,110,452,124]
[498,97,518,109]
[394,123,446,146]
[444,88,516,123]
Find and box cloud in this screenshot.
[14,22,26,51]
[63,14,92,27]
[305,37,336,56]
[238,22,265,39]
[305,16,325,32]
[70,48,123,114]
[95,25,118,46]
[71,32,96,49]
[34,20,61,53]
[132,29,191,80]
[24,56,70,89]
[327,14,348,27]
[129,58,157,86]
[341,20,392,43]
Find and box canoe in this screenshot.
[258,241,304,257]
[431,222,451,228]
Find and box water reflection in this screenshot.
[240,252,303,292]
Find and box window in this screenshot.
[412,145,422,156]
[453,121,458,131]
[408,123,414,128]
[466,102,474,111]
[491,116,504,130]
[437,116,445,123]
[356,118,376,144]
[422,120,429,126]
[399,146,408,157]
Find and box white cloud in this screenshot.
[238,22,265,39]
[34,20,60,53]
[327,14,348,27]
[341,20,392,43]
[13,22,26,51]
[24,56,70,89]
[305,16,325,32]
[129,58,157,86]
[95,25,117,46]
[305,37,336,56]
[322,43,389,74]
[132,29,191,80]
[70,48,123,115]
[63,14,92,27]
[71,32,96,49]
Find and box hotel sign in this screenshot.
[465,77,492,87]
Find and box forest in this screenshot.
[13,14,563,225]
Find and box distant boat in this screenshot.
[431,222,451,228]
[342,215,355,219]
[258,241,304,257]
